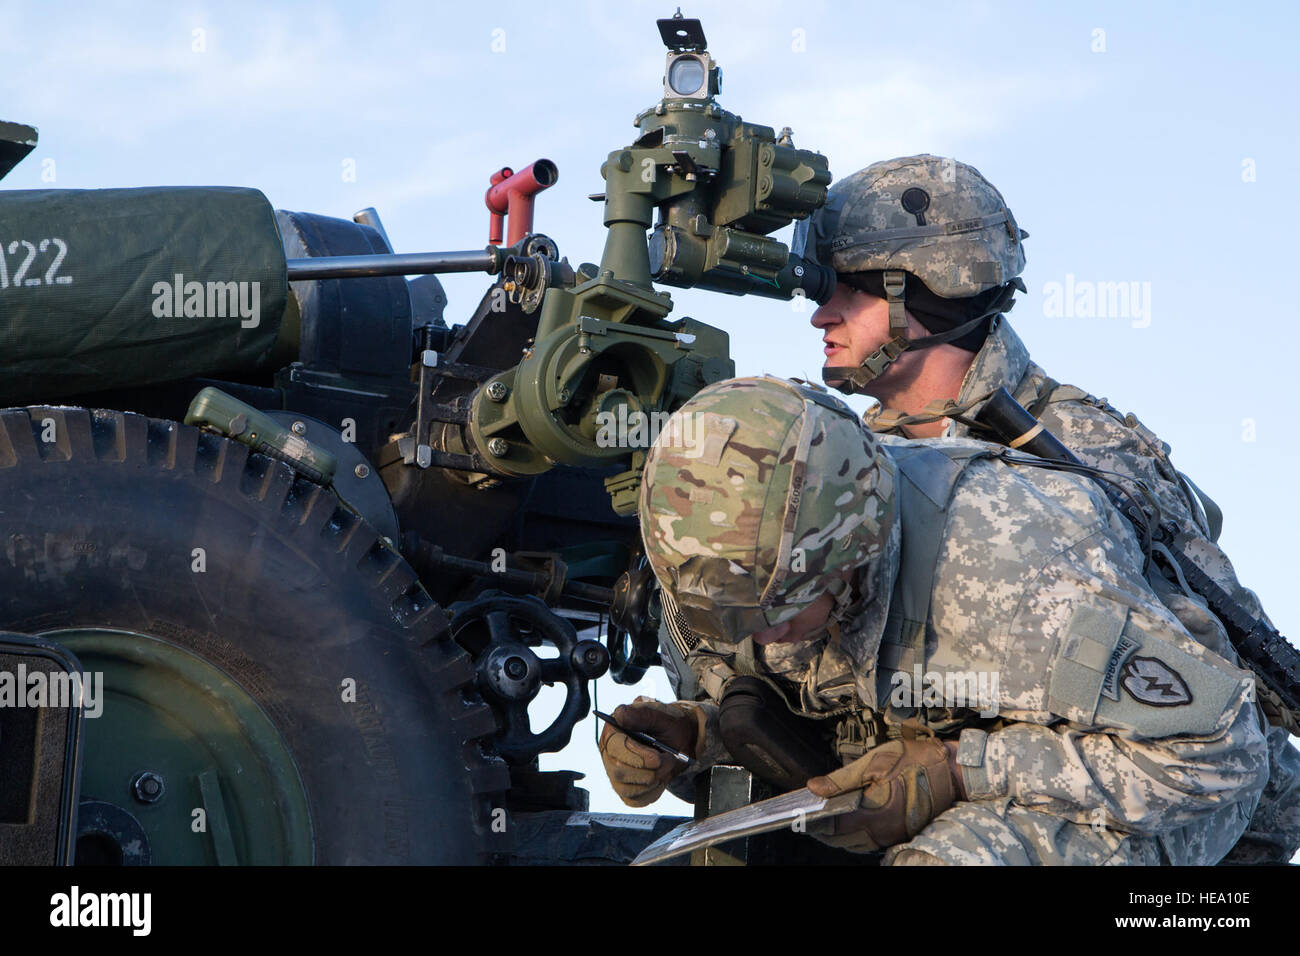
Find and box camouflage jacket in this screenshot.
[875,317,1300,863]
[875,317,1266,624]
[682,439,1270,861]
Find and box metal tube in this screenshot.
[485,160,559,246]
[417,546,615,605]
[286,249,500,280]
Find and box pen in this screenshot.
[594,709,693,766]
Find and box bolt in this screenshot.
[486,381,509,402]
[487,437,510,457]
[557,388,572,404]
[354,463,370,479]
[793,265,805,278]
[291,421,307,436]
[132,771,165,804]
[504,656,528,680]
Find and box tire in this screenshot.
[0,406,509,864]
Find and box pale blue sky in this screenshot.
[4,1,1297,820]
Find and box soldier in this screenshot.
[787,154,1300,864]
[603,375,1269,864]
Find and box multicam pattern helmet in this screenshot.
[792,153,1027,298]
[638,375,895,645]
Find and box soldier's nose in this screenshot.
[810,306,838,330]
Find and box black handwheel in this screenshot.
[608,557,663,684]
[448,592,608,764]
[0,406,509,864]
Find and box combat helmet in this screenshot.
[792,154,1029,394]
[639,375,895,646]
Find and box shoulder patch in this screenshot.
[1121,656,1192,707]
[1094,619,1247,739]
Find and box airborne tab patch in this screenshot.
[1100,634,1140,701]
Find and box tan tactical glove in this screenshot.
[1257,680,1300,737]
[805,736,964,852]
[599,697,706,807]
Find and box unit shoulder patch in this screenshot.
[1120,655,1193,707]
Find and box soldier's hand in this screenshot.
[804,736,964,852]
[599,697,704,807]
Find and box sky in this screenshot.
[3,1,1298,823]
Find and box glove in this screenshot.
[804,736,964,852]
[599,696,705,807]
[1256,679,1300,737]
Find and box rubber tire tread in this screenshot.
[0,406,510,864]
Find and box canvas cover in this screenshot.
[0,186,287,404]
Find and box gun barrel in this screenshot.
[286,249,501,280]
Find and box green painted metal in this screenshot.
[50,629,314,865]
[186,386,338,485]
[464,22,825,510]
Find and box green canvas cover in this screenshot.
[0,186,288,404]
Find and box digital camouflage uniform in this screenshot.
[643,376,1270,866]
[869,317,1300,864]
[788,153,1300,863]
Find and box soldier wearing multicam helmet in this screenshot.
[787,154,1300,864]
[601,375,1268,864]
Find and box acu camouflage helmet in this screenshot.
[638,375,895,645]
[793,154,1029,393]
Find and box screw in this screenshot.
[793,265,805,278]
[132,771,165,804]
[487,438,510,457]
[291,421,307,436]
[486,381,509,402]
[504,656,528,680]
[558,388,572,404]
[354,463,370,479]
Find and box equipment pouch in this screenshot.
[717,676,838,792]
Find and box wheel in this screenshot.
[0,406,509,864]
[448,591,609,764]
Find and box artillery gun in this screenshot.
[0,12,832,864]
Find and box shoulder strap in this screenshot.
[880,445,990,671]
[1178,471,1224,543]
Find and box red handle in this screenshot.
[485,160,558,246]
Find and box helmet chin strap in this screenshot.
[793,568,860,646]
[823,271,910,395]
[822,271,1013,396]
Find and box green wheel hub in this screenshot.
[50,628,314,865]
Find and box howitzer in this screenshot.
[975,387,1300,714]
[0,11,829,865]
